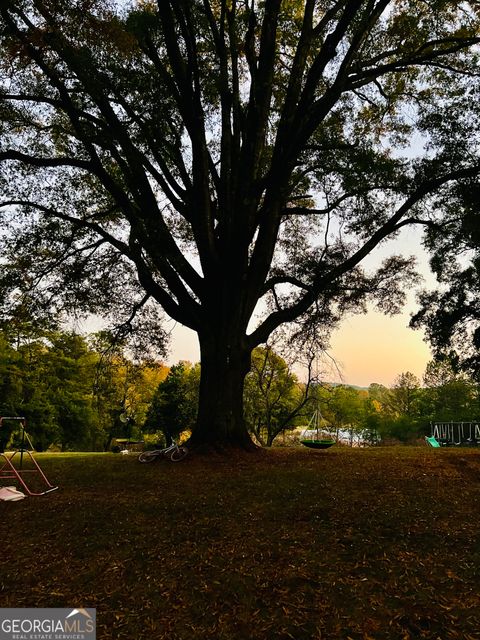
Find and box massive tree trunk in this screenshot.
[189,331,256,451]
[3,1,478,456]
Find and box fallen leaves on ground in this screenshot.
[1,446,480,639]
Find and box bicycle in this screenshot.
[138,440,188,463]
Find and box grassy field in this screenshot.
[1,446,480,639]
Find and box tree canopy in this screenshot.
[244,346,309,446]
[144,360,199,444]
[411,198,480,380]
[1,1,480,448]
[0,322,167,451]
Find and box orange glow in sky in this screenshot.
[168,229,435,388]
[328,308,432,387]
[167,306,432,389]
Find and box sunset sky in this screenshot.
[167,304,432,389]
[327,306,432,387]
[167,227,436,388]
[327,228,435,387]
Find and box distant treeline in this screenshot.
[0,328,168,451]
[1,326,478,451]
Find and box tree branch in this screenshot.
[249,162,480,347]
[0,199,200,329]
[2,4,206,299]
[261,275,311,296]
[349,37,480,89]
[0,150,92,171]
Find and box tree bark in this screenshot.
[188,332,256,450]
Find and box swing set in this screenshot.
[428,421,480,447]
[0,416,58,496]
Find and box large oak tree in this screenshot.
[1,1,479,448]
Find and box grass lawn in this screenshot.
[1,446,480,639]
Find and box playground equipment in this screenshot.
[300,407,336,450]
[431,421,480,447]
[425,435,441,448]
[0,417,58,496]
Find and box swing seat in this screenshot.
[301,439,335,449]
